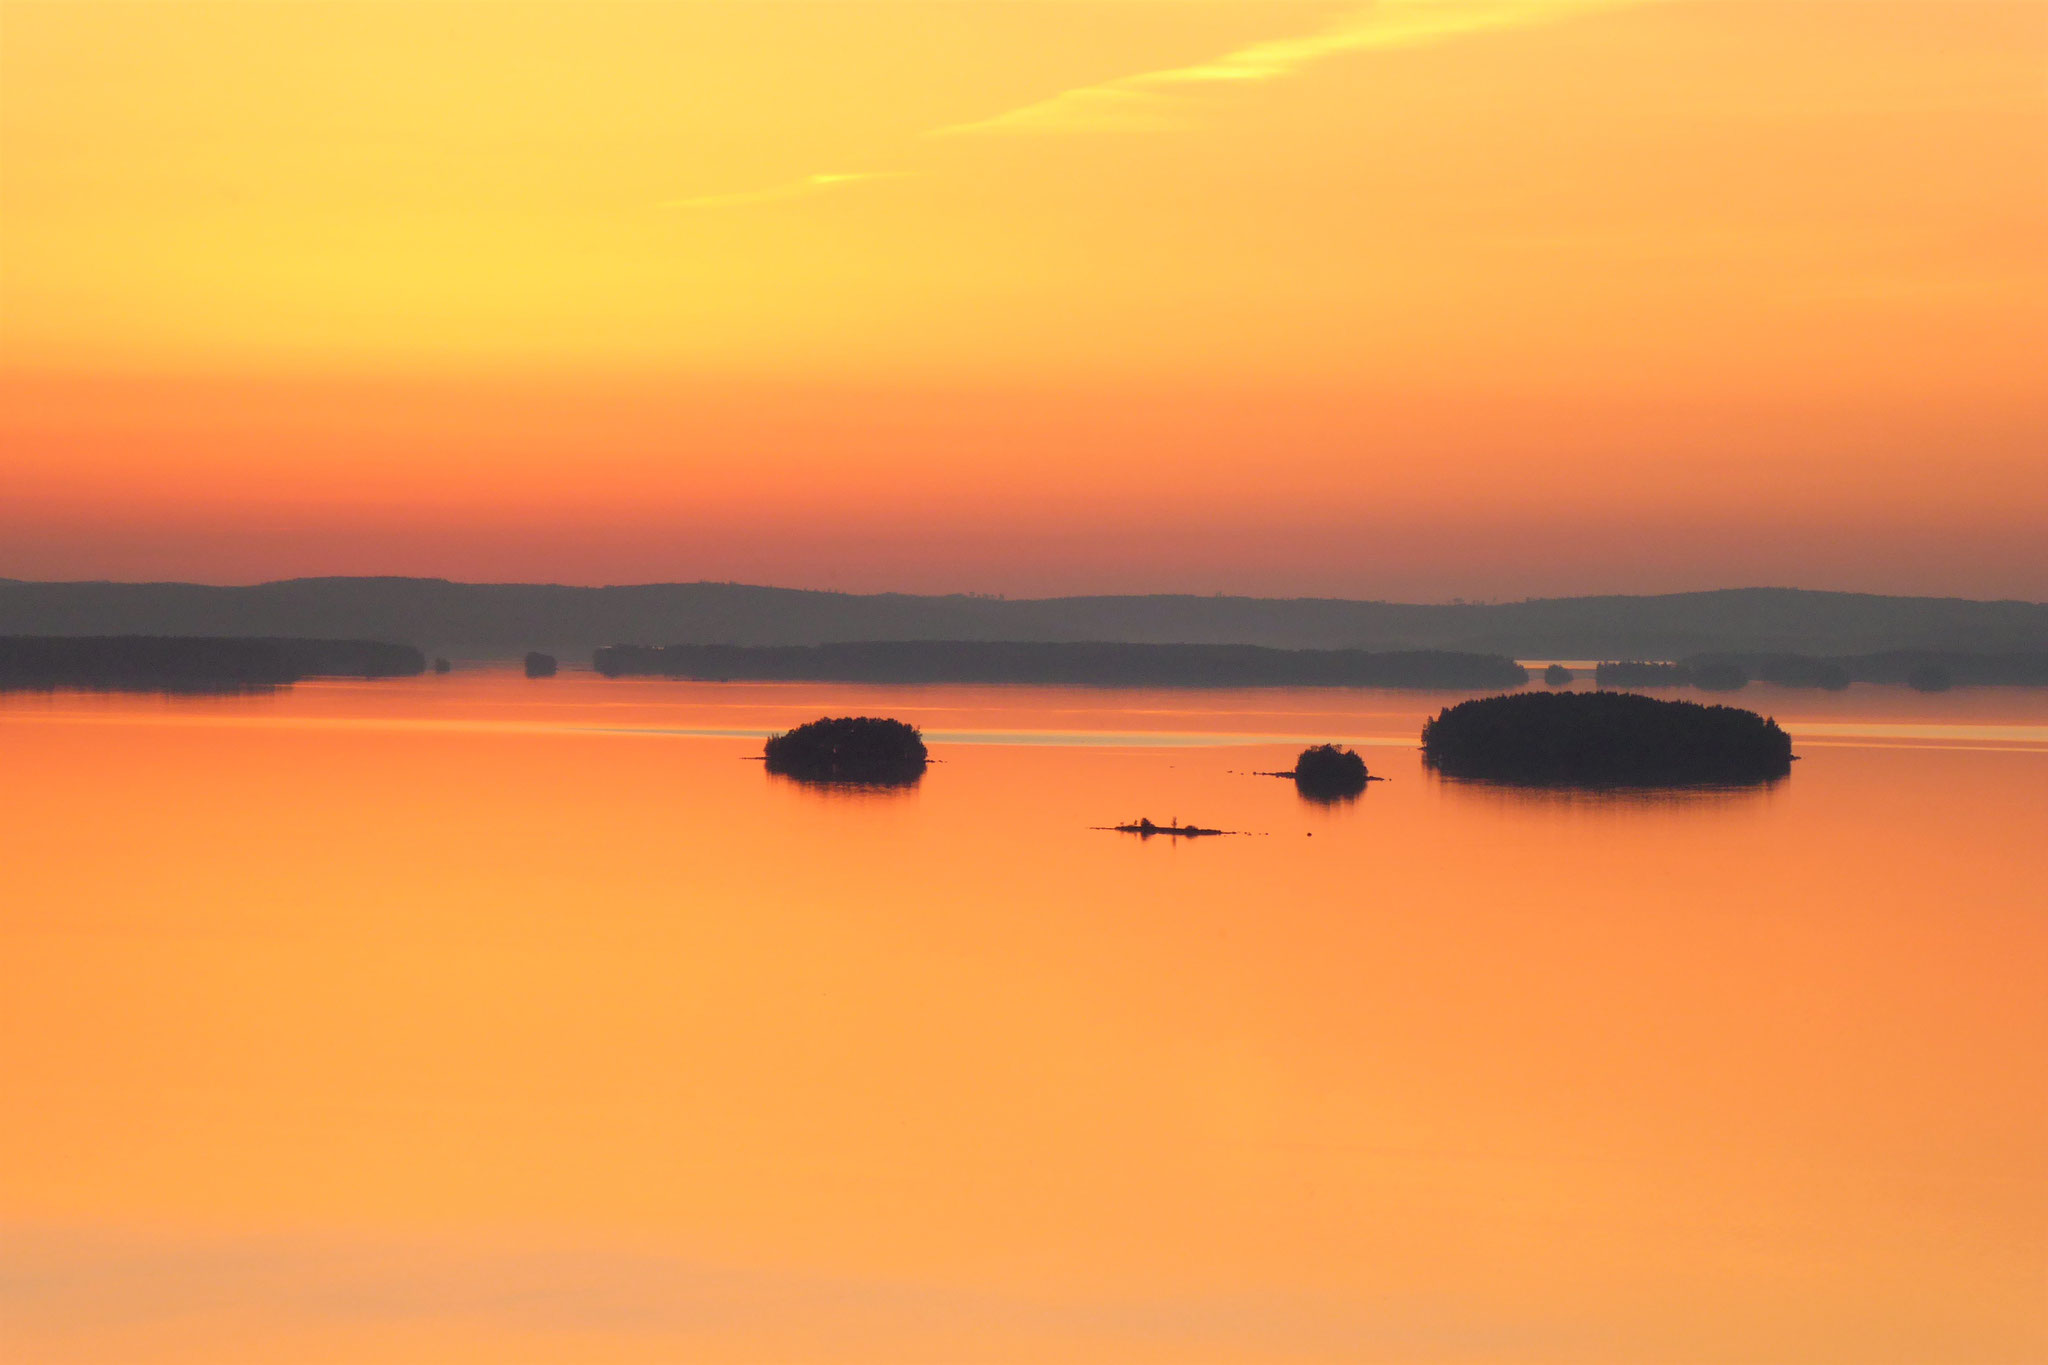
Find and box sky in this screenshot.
[2,0,2044,600]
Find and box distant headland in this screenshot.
[0,636,425,691]
[1422,691,1794,787]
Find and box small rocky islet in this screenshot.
[1108,818,1231,838]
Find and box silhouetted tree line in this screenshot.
[1750,656,1852,689]
[0,636,424,690]
[1594,657,1808,690]
[1593,659,1749,691]
[1593,660,1690,687]
[1688,661,1751,691]
[592,641,1528,689]
[1589,651,2047,693]
[1695,651,2048,690]
[763,716,928,785]
[1421,690,1793,786]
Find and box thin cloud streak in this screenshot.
[934,0,1631,136]
[664,1,1627,208]
[667,171,911,210]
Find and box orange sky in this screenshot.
[3,0,2044,597]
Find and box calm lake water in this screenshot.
[4,673,2044,1364]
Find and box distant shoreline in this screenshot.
[1594,651,2048,691]
[594,642,1530,689]
[3,579,2042,663]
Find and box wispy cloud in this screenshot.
[934,0,1626,137]
[666,171,910,211]
[663,2,1624,208]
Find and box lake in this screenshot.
[3,673,2043,1363]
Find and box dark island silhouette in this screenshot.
[523,651,557,678]
[763,716,929,785]
[1282,744,1373,800]
[0,635,424,691]
[1421,690,1794,786]
[1543,664,1574,685]
[593,641,1528,689]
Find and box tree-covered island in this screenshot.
[1421,690,1793,786]
[1285,744,1373,799]
[763,716,929,785]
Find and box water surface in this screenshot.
[4,675,2043,1363]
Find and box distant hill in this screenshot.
[0,577,2042,662]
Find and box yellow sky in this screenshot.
[2,0,2044,594]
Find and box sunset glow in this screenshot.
[7,12,2046,1359]
[4,0,2044,594]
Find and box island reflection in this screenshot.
[1428,770,1787,811]
[765,771,924,800]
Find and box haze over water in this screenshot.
[4,674,2043,1363]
